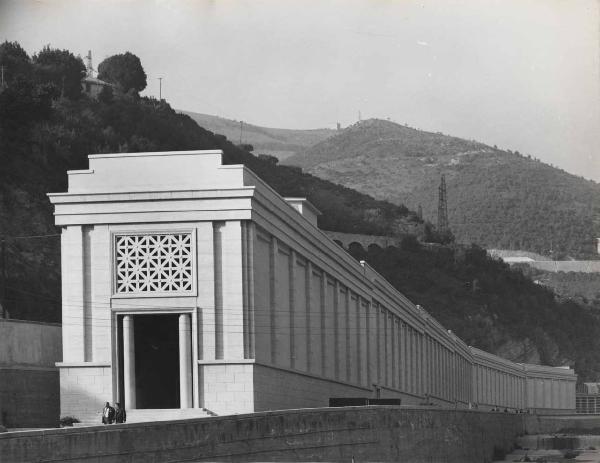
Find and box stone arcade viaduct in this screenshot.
[46,150,575,425]
[324,231,400,250]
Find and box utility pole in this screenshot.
[239,121,244,144]
[1,65,5,87]
[158,77,163,100]
[437,174,449,234]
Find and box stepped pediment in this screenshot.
[65,150,248,194]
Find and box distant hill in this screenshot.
[179,111,335,160]
[283,119,600,258]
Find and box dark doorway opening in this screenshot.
[133,314,180,409]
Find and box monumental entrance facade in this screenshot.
[48,150,575,421]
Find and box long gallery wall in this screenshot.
[49,150,576,420]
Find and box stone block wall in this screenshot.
[524,415,600,434]
[0,369,59,428]
[253,363,372,411]
[0,406,527,463]
[200,363,255,415]
[59,366,112,424]
[0,319,61,427]
[0,320,61,367]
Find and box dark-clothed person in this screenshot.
[102,402,115,424]
[115,403,126,424]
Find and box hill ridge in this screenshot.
[283,118,600,258]
[179,110,335,160]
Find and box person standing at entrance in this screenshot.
[101,402,115,424]
[115,402,126,424]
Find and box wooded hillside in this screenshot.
[0,42,419,322]
[284,119,600,258]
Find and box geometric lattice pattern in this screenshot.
[115,233,194,294]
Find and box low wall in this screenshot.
[0,319,62,428]
[0,319,61,367]
[520,261,600,273]
[0,406,526,463]
[0,369,60,428]
[253,363,374,412]
[524,415,600,434]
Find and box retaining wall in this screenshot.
[0,319,62,428]
[526,261,600,273]
[524,415,600,434]
[0,406,526,463]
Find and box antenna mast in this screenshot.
[86,50,93,77]
[437,174,449,234]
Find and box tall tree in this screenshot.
[32,46,86,99]
[0,41,33,85]
[0,78,55,128]
[98,52,147,93]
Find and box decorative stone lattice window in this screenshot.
[114,233,194,294]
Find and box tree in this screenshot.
[98,52,147,93]
[97,85,114,104]
[423,222,455,244]
[32,46,86,99]
[0,41,33,85]
[0,78,55,128]
[238,143,254,152]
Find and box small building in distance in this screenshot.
[82,75,113,99]
[81,50,113,99]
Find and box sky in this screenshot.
[1,0,598,181]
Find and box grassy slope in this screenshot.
[179,110,335,160]
[284,119,600,257]
[516,265,600,307]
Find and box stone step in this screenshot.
[71,408,216,427]
[127,408,215,423]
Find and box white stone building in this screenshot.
[48,150,576,422]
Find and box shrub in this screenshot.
[563,450,580,460]
[492,446,506,461]
[59,416,80,427]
